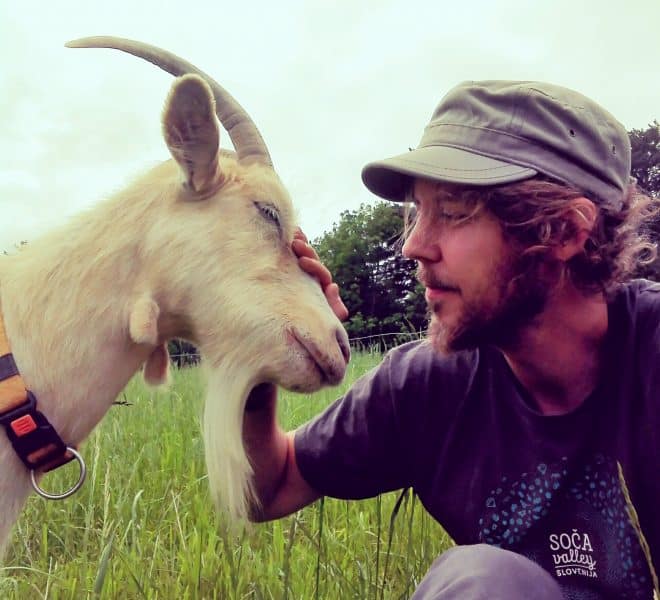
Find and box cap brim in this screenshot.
[361,145,538,201]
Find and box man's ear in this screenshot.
[553,197,598,261]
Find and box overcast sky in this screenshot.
[1,0,659,252]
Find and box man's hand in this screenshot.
[244,231,347,415]
[244,381,278,413]
[241,230,342,519]
[292,229,349,322]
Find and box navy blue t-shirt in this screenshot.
[295,280,659,599]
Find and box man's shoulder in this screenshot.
[610,278,660,320]
[607,279,660,358]
[613,278,660,298]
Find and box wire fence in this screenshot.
[168,331,426,366]
[345,330,424,352]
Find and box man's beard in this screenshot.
[426,255,555,354]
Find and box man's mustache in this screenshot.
[417,266,460,293]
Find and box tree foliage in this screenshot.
[630,121,660,279]
[630,120,660,197]
[168,339,200,367]
[313,202,426,346]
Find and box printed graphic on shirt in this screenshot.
[477,454,651,599]
[548,528,597,578]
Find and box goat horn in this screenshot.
[65,36,273,167]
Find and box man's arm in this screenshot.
[244,230,347,521]
[243,383,320,521]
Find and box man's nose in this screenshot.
[402,215,442,263]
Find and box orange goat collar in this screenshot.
[0,314,75,475]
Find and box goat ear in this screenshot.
[144,343,170,386]
[162,74,221,195]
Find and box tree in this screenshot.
[629,121,660,280]
[168,339,200,367]
[630,120,660,197]
[314,202,426,346]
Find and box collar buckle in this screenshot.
[0,388,37,427]
[0,391,70,471]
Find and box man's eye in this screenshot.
[255,202,281,226]
[405,204,418,224]
[439,209,470,222]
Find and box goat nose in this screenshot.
[336,327,351,365]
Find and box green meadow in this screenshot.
[1,350,453,599]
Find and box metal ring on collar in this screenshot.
[30,447,87,500]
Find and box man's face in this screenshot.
[402,178,550,353]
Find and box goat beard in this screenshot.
[202,361,259,522]
[427,254,556,354]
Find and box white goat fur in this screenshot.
[0,75,348,557]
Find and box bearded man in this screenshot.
[244,81,659,599]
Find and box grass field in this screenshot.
[1,350,453,599]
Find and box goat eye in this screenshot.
[255,201,281,226]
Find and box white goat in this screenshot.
[0,37,349,558]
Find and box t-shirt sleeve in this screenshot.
[294,350,409,499]
[295,342,475,499]
[293,341,457,499]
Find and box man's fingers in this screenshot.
[293,228,309,244]
[292,230,348,321]
[292,238,320,261]
[326,283,349,321]
[298,256,333,287]
[244,382,278,413]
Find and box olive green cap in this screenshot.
[362,80,631,210]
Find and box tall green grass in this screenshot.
[1,350,453,599]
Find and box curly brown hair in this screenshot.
[483,176,658,293]
[405,176,659,294]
